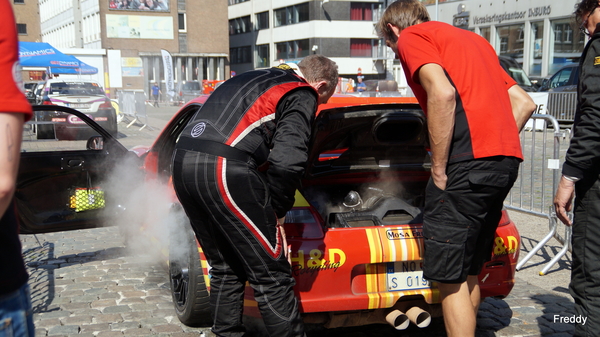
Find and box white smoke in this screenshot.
[98,154,192,267]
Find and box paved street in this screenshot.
[19,104,578,336]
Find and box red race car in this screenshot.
[18,96,520,332]
[141,95,520,330]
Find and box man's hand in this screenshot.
[431,167,448,190]
[277,217,291,264]
[554,176,575,226]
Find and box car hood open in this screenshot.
[305,103,430,180]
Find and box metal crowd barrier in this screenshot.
[546,92,577,124]
[116,90,150,130]
[504,114,573,275]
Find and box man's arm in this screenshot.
[0,112,24,217]
[417,63,456,190]
[508,84,536,131]
[267,89,317,218]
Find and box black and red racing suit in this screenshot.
[172,65,317,337]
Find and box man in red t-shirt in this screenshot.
[0,0,35,336]
[377,1,536,336]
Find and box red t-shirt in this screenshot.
[398,21,522,162]
[1,0,33,120]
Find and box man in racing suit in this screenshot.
[554,1,600,335]
[171,55,338,337]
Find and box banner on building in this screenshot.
[108,0,169,12]
[106,15,173,39]
[161,49,175,100]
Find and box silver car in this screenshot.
[35,79,118,139]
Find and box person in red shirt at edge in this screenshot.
[0,0,35,336]
[377,1,537,336]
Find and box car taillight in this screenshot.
[99,100,112,109]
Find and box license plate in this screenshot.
[68,103,91,109]
[386,261,431,291]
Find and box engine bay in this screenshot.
[301,180,426,228]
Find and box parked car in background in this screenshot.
[34,79,117,139]
[537,63,579,92]
[499,56,538,92]
[23,82,37,103]
[177,80,201,103]
[27,81,46,105]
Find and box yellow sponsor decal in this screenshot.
[595,57,600,66]
[290,248,347,277]
[493,235,519,255]
[293,190,310,207]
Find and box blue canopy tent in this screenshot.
[19,42,98,75]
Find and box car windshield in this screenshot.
[49,82,105,96]
[507,67,533,87]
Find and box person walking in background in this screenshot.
[554,1,600,335]
[377,1,536,336]
[171,55,338,337]
[151,82,161,107]
[0,0,35,336]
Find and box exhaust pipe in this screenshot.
[385,309,410,330]
[406,306,431,328]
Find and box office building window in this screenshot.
[479,27,491,42]
[230,46,251,64]
[256,44,269,68]
[17,23,27,35]
[178,13,186,32]
[350,39,378,57]
[229,16,251,35]
[276,39,309,60]
[549,18,585,73]
[256,11,269,30]
[274,3,309,27]
[529,21,544,76]
[497,24,524,58]
[14,0,25,4]
[351,3,380,21]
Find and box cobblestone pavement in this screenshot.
[20,222,576,337]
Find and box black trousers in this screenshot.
[172,149,304,337]
[571,175,600,336]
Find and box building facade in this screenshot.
[21,0,229,97]
[229,0,583,83]
[228,0,392,79]
[11,0,42,43]
[12,0,44,81]
[430,0,581,78]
